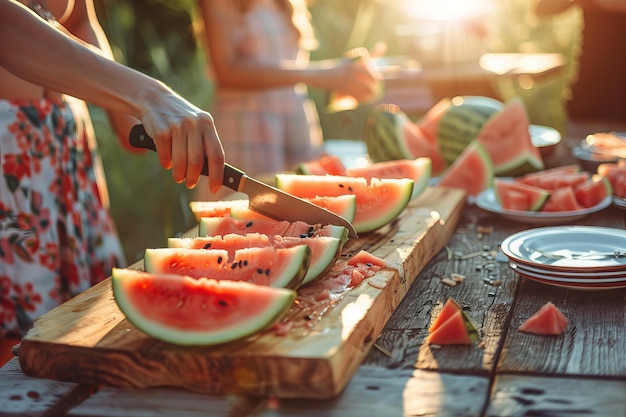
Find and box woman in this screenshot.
[0,0,225,364]
[194,0,381,200]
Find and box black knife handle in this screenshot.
[128,124,244,192]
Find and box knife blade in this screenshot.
[129,125,358,237]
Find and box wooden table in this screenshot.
[2,124,626,416]
[3,201,624,416]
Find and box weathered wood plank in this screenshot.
[68,366,489,417]
[487,374,626,417]
[0,357,93,417]
[17,187,466,399]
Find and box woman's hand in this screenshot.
[136,90,225,192]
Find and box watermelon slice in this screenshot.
[416,97,451,145]
[189,199,248,222]
[516,164,581,186]
[275,174,414,234]
[168,233,346,286]
[494,179,550,211]
[438,140,494,197]
[143,245,310,289]
[345,157,432,200]
[112,268,296,346]
[518,301,569,335]
[198,217,348,240]
[574,175,612,208]
[475,97,544,176]
[427,298,479,345]
[540,187,583,212]
[295,154,347,176]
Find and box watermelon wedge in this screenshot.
[427,298,479,345]
[518,301,569,335]
[438,140,494,197]
[112,268,296,346]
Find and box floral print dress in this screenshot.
[0,98,125,338]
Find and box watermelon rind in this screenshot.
[112,269,296,346]
[143,245,310,289]
[437,96,504,166]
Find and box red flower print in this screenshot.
[12,282,43,313]
[2,152,31,181]
[39,242,60,270]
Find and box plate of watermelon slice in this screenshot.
[475,188,612,225]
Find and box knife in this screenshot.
[129,125,358,237]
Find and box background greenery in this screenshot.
[91,0,582,263]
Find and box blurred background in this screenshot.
[91,0,582,263]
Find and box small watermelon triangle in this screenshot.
[518,301,569,335]
[427,298,479,345]
[429,298,462,333]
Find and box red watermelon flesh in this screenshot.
[199,217,347,240]
[597,162,626,198]
[143,245,310,289]
[518,301,569,335]
[540,187,583,212]
[476,97,544,176]
[429,298,462,333]
[296,154,347,176]
[402,122,446,175]
[521,172,590,191]
[516,164,580,186]
[574,176,612,208]
[494,180,550,211]
[417,97,451,145]
[427,311,473,345]
[168,232,346,286]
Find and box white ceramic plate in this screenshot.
[475,188,612,225]
[509,262,626,290]
[509,261,626,280]
[500,226,626,272]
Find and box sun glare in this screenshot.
[402,0,495,21]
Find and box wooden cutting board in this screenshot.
[18,186,465,399]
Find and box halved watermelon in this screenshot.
[438,140,494,197]
[345,157,431,200]
[518,301,568,335]
[494,179,550,211]
[275,174,414,234]
[143,245,310,289]
[168,233,345,286]
[112,268,296,346]
[364,104,446,175]
[198,217,348,240]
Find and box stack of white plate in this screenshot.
[500,226,626,290]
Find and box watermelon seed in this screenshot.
[256,268,264,274]
[246,221,253,228]
[264,268,270,275]
[218,299,228,307]
[243,260,248,266]
[203,243,212,250]
[231,263,237,269]
[217,256,223,264]
[238,260,243,268]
